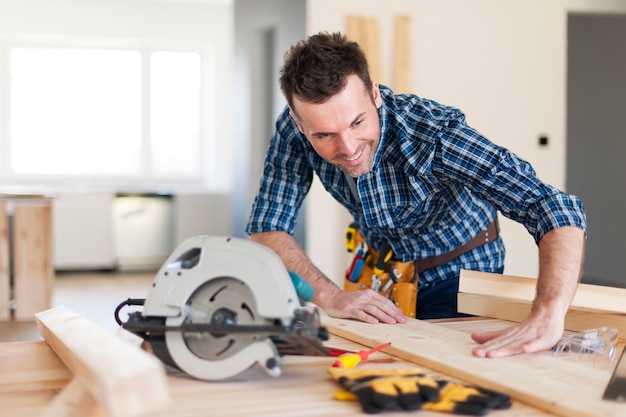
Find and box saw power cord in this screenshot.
[114,298,145,326]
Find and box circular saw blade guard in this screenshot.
[143,236,301,322]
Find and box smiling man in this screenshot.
[289,73,382,178]
[246,32,586,358]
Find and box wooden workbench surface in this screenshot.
[0,318,565,417]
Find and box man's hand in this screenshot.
[470,308,563,358]
[318,287,406,324]
[472,226,584,358]
[250,230,406,325]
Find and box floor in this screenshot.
[0,271,155,342]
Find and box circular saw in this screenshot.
[115,236,329,381]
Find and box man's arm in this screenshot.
[250,230,406,324]
[471,226,585,358]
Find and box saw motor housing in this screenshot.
[118,236,329,381]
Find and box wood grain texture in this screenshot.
[0,340,72,394]
[323,315,624,417]
[41,377,108,417]
[459,269,626,313]
[1,326,554,417]
[393,15,411,93]
[0,340,72,417]
[13,204,53,321]
[0,203,9,320]
[346,15,383,83]
[458,293,626,338]
[35,306,170,417]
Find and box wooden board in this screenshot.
[0,340,73,417]
[346,15,383,83]
[393,15,411,93]
[1,327,555,417]
[35,306,170,417]
[0,340,72,392]
[323,315,624,417]
[13,204,54,321]
[0,203,9,321]
[459,269,626,313]
[458,293,626,338]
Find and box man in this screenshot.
[246,32,586,358]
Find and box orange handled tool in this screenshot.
[332,342,391,369]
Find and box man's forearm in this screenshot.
[250,231,341,306]
[533,226,586,317]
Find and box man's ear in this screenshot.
[289,110,304,134]
[371,82,382,109]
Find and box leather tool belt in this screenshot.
[343,219,499,318]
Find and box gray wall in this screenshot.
[231,0,306,244]
[567,13,626,288]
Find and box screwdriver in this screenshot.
[331,342,391,369]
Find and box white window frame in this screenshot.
[0,35,219,193]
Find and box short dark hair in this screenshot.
[279,32,372,110]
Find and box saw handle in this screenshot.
[288,271,315,303]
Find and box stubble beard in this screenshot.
[337,141,376,178]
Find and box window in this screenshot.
[150,51,202,177]
[2,42,209,187]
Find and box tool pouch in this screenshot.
[391,282,417,318]
[344,224,417,318]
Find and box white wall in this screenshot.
[305,0,626,285]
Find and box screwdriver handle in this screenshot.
[331,342,391,368]
[332,353,363,368]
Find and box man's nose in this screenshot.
[337,131,358,156]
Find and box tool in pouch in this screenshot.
[344,223,418,318]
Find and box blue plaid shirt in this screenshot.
[246,86,586,287]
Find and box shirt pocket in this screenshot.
[376,176,440,229]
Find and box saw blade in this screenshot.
[178,276,271,361]
[603,347,626,402]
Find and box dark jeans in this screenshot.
[415,267,504,320]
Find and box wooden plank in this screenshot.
[42,377,108,417]
[35,306,170,417]
[0,203,9,320]
[459,269,626,313]
[458,293,626,337]
[393,15,411,93]
[323,315,624,417]
[1,330,556,416]
[458,293,531,323]
[13,204,53,321]
[0,340,72,394]
[364,17,382,83]
[346,15,383,83]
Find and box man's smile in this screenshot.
[345,148,364,163]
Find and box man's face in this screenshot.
[290,74,382,177]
